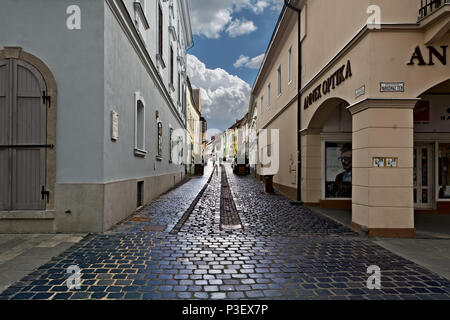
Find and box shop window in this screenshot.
[325,142,352,199]
[439,143,450,199]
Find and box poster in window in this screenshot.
[325,142,352,199]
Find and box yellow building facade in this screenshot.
[253,0,450,237]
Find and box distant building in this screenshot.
[186,77,203,174]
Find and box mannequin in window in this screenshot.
[335,143,352,198]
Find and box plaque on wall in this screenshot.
[380,82,405,92]
[111,111,119,141]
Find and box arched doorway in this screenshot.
[303,97,352,209]
[0,47,57,214]
[414,78,450,232]
[0,59,48,210]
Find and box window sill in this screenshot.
[134,148,147,157]
[134,2,150,29]
[156,53,166,69]
[156,155,163,161]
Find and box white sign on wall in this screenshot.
[380,82,405,92]
[111,111,119,141]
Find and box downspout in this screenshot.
[284,0,303,204]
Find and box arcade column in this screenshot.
[301,129,322,204]
[348,99,417,238]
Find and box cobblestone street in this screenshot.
[1,164,450,300]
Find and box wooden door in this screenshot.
[0,59,47,210]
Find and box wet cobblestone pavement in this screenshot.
[1,164,450,300]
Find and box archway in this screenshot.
[0,47,57,211]
[414,78,450,236]
[302,97,352,212]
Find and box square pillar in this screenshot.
[349,99,417,238]
[301,130,322,204]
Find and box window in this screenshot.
[158,4,163,58]
[134,92,146,156]
[325,142,352,199]
[267,83,271,108]
[170,45,174,88]
[134,0,150,35]
[277,65,282,96]
[177,72,181,103]
[288,46,292,83]
[137,181,144,208]
[260,96,264,115]
[439,143,450,199]
[156,112,163,159]
[169,127,174,163]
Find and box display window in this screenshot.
[439,143,450,200]
[325,142,352,199]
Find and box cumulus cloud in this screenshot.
[189,0,282,39]
[226,19,258,37]
[233,53,265,69]
[187,54,251,132]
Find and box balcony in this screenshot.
[419,0,450,19]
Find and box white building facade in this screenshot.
[0,0,193,233]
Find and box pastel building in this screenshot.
[253,0,450,237]
[0,0,192,233]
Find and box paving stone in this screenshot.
[1,165,449,300]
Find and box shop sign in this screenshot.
[414,101,430,123]
[304,60,352,109]
[380,82,404,92]
[407,45,447,66]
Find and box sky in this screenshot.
[186,0,283,134]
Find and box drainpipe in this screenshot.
[284,0,303,204]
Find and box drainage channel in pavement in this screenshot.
[220,165,243,231]
[169,166,216,235]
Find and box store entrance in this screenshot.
[414,144,435,210]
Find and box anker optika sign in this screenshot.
[408,45,448,66]
[304,60,352,109]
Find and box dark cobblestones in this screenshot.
[1,164,449,300]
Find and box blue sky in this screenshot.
[186,0,283,133]
[190,7,280,85]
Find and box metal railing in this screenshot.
[419,0,450,18]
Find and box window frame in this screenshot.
[438,142,450,201]
[170,45,175,90]
[260,95,264,116]
[277,65,282,97]
[288,46,293,84]
[134,92,147,157]
[321,138,353,200]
